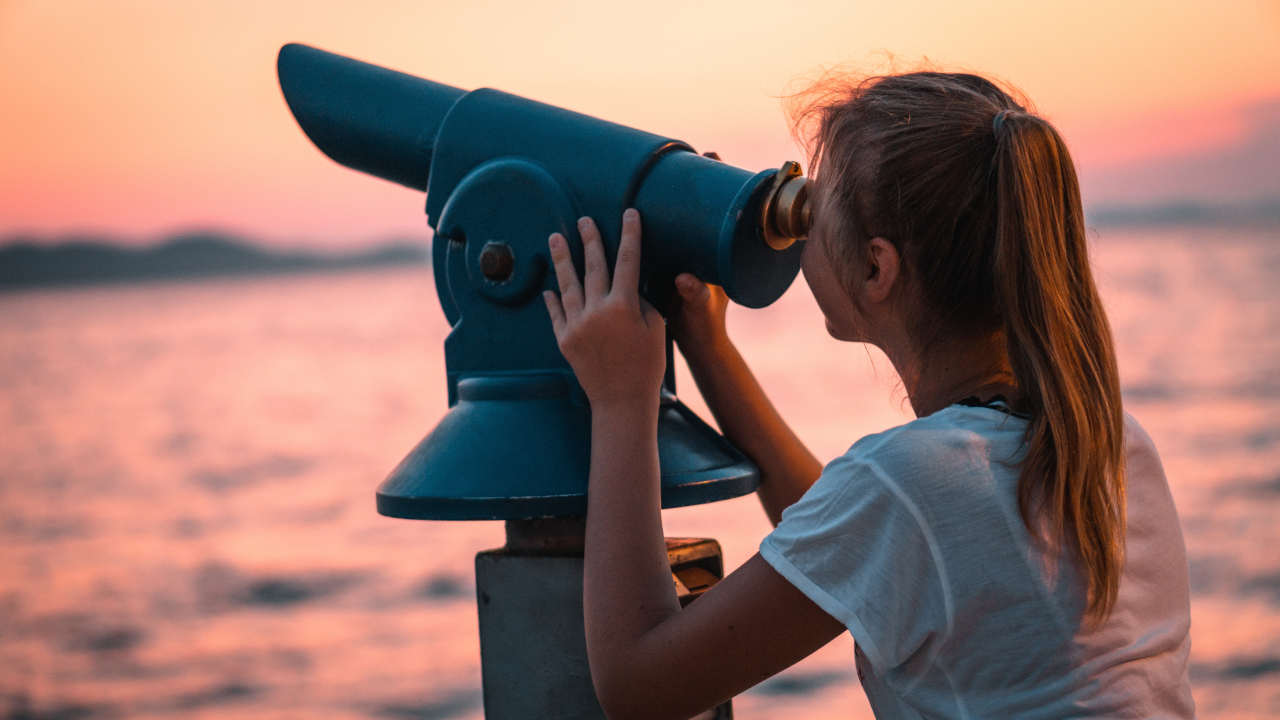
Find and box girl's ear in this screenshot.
[864,237,899,304]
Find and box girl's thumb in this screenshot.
[675,273,704,302]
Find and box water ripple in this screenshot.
[187,455,313,492]
[748,669,851,697]
[368,688,480,720]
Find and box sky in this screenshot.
[1,0,1278,247]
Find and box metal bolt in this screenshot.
[479,241,514,282]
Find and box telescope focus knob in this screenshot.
[479,241,515,283]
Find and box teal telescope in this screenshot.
[277,43,812,520]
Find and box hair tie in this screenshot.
[992,110,1012,134]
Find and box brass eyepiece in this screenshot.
[761,161,811,251]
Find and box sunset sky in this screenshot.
[2,0,1278,247]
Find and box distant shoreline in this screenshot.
[1084,199,1280,229]
[3,203,1276,292]
[0,232,429,291]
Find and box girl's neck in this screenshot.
[889,330,1019,418]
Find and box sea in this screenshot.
[2,225,1277,719]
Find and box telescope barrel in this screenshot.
[277,43,808,309]
[277,43,465,191]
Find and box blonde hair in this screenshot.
[787,70,1126,623]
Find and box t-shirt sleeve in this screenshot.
[759,450,949,675]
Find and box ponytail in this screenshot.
[991,111,1126,623]
[786,71,1128,624]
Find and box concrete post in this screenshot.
[474,518,732,719]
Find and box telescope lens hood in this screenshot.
[277,43,466,191]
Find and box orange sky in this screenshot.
[2,0,1278,246]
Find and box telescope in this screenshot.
[277,42,811,718]
[278,43,811,520]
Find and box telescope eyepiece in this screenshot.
[762,162,811,251]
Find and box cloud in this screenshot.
[1080,97,1280,206]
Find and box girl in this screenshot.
[542,70,1194,719]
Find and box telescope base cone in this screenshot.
[376,375,759,520]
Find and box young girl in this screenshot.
[542,71,1194,719]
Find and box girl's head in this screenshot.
[789,69,1126,624]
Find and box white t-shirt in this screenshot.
[759,402,1195,719]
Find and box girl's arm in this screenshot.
[672,277,822,526]
[584,403,844,719]
[544,211,844,719]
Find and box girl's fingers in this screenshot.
[640,297,664,328]
[675,273,709,303]
[543,290,565,336]
[611,208,642,302]
[579,216,608,306]
[548,232,583,319]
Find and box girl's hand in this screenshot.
[670,272,730,359]
[543,208,666,412]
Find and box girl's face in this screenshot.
[800,219,866,343]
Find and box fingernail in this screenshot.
[548,233,560,248]
[577,216,590,228]
[624,208,638,220]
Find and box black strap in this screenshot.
[955,394,1032,420]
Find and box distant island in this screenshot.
[3,199,1276,292]
[0,231,429,290]
[1085,198,1280,229]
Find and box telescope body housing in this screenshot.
[278,43,808,520]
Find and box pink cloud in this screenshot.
[1078,97,1280,206]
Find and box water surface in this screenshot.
[2,227,1277,718]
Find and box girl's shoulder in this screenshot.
[1120,410,1162,464]
[793,403,1036,527]
[828,407,1164,512]
[848,405,1162,472]
[839,403,1029,475]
